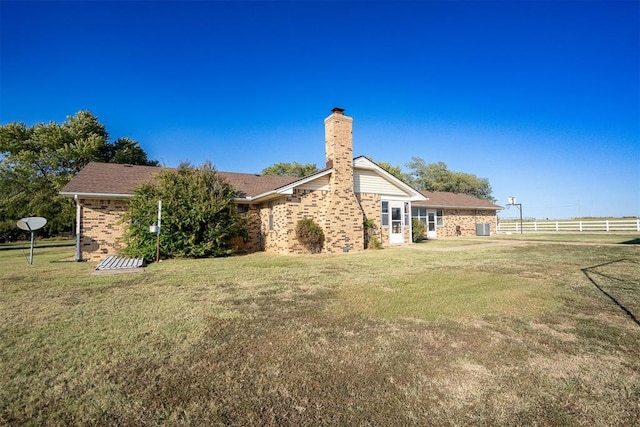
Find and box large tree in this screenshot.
[0,111,157,241]
[406,157,495,202]
[122,162,247,261]
[261,161,318,177]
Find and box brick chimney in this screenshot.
[325,107,353,188]
[322,107,363,252]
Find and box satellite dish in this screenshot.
[16,217,47,265]
[17,217,47,231]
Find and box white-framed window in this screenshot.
[436,209,444,227]
[412,207,428,225]
[381,201,389,227]
[404,202,410,228]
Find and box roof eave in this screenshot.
[412,202,503,210]
[60,191,134,199]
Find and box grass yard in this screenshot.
[1,237,639,426]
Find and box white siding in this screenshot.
[354,170,410,196]
[297,175,330,191]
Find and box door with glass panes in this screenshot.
[427,210,438,239]
[389,201,405,244]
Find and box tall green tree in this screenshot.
[122,162,247,261]
[0,111,157,241]
[406,157,495,202]
[261,161,318,177]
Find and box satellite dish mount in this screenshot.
[16,217,47,265]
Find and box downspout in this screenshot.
[74,195,82,261]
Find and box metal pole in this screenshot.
[155,200,162,263]
[519,203,523,235]
[75,195,82,261]
[29,231,34,265]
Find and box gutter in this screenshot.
[60,191,134,199]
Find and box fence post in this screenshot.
[606,220,609,232]
[579,220,582,232]
[534,221,537,232]
[556,221,559,232]
[637,219,639,232]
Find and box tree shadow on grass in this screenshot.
[621,238,640,245]
[581,259,640,327]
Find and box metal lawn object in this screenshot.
[16,217,47,265]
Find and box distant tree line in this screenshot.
[0,111,157,242]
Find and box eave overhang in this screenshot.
[60,192,134,200]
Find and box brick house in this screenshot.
[61,108,501,262]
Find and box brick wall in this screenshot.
[258,186,377,254]
[232,204,263,253]
[357,193,383,246]
[79,198,129,261]
[438,209,497,237]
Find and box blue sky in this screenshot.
[1,1,638,219]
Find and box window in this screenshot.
[412,207,428,225]
[436,209,444,227]
[237,204,249,214]
[381,201,389,227]
[268,204,274,230]
[404,202,410,229]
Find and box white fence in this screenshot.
[497,218,640,233]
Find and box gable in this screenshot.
[354,169,411,197]
[352,156,426,201]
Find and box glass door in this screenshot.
[390,202,404,244]
[427,210,437,239]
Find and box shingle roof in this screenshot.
[218,171,298,198]
[60,162,299,199]
[414,190,503,210]
[60,162,161,195]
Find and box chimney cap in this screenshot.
[331,107,345,115]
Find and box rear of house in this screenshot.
[61,108,428,261]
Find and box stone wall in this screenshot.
[79,198,130,261]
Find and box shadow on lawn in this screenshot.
[582,259,639,327]
[621,238,640,245]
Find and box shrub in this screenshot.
[412,218,427,242]
[363,218,377,249]
[295,218,324,254]
[122,162,247,261]
[367,235,383,250]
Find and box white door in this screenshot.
[427,210,438,239]
[389,202,404,244]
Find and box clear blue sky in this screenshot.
[1,1,638,219]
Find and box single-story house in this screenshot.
[61,108,501,262]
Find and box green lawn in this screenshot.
[1,238,639,426]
